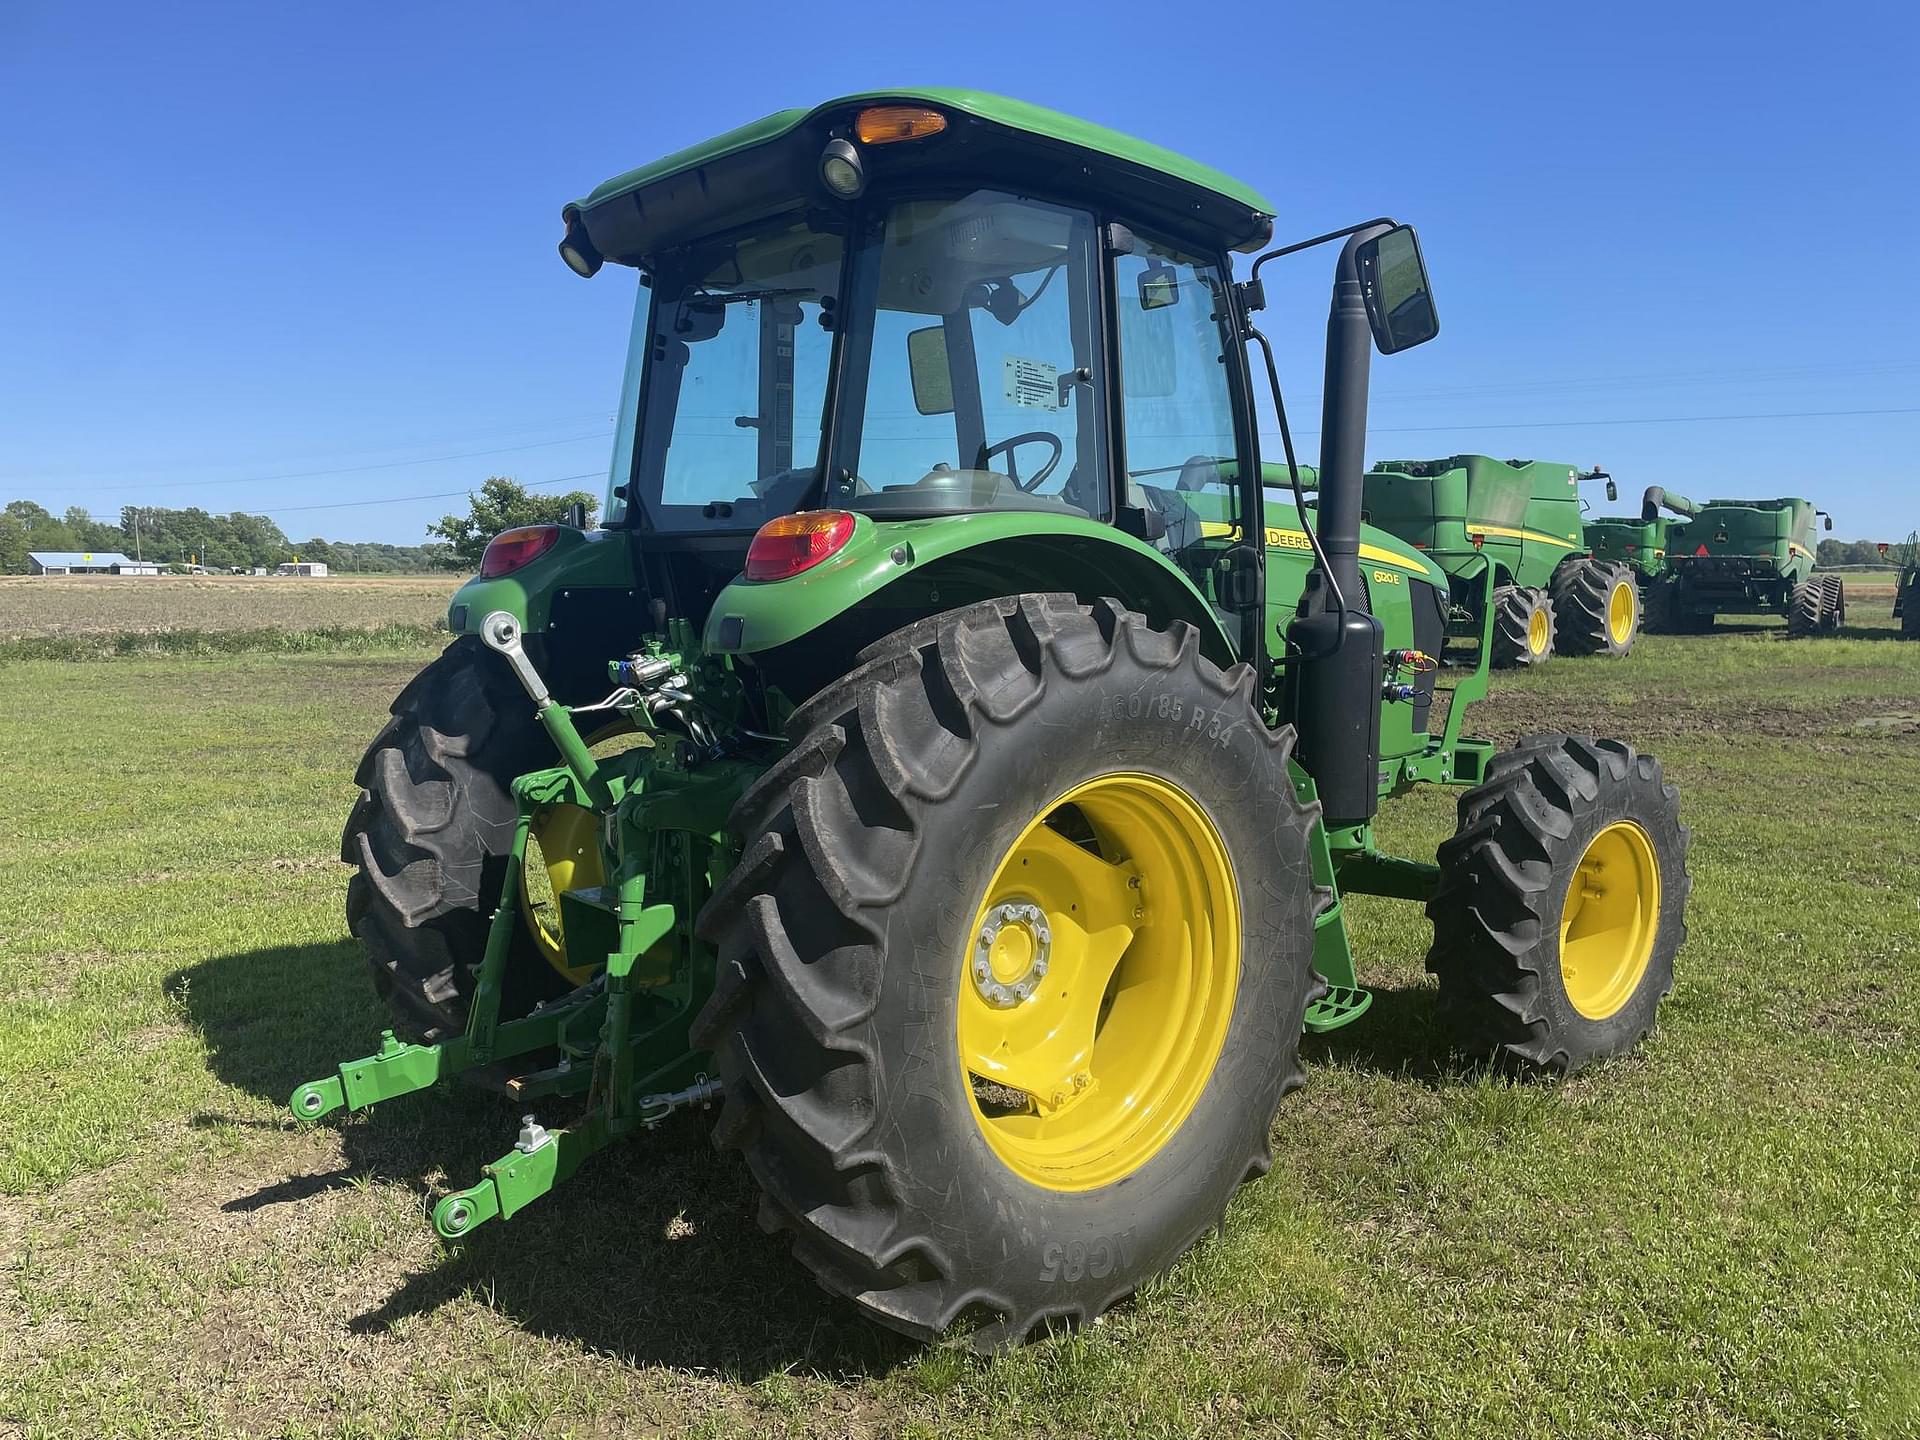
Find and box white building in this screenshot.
[275,561,330,577]
[27,551,159,576]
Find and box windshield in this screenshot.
[617,192,1114,531]
[820,191,1108,520]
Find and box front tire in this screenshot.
[1426,734,1689,1074]
[1491,584,1555,668]
[694,595,1322,1348]
[1552,558,1639,657]
[1820,574,1846,630]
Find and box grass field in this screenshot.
[2,597,1917,1438]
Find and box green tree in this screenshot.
[426,476,596,572]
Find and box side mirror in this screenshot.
[907,325,955,415]
[1355,224,1439,354]
[1606,479,1619,503]
[1137,259,1178,311]
[1822,512,1834,532]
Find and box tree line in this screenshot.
[1,477,599,576]
[1817,536,1917,568]
[0,500,448,575]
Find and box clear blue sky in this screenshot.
[4,1,1915,546]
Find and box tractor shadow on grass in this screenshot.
[1300,980,1488,1087]
[168,941,914,1381]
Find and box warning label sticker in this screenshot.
[1003,356,1059,410]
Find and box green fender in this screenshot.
[701,511,1237,666]
[445,527,637,636]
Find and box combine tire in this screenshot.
[1903,573,1920,639]
[694,595,1321,1349]
[1820,574,1846,631]
[1491,585,1555,667]
[340,638,570,1038]
[1787,579,1823,637]
[1552,559,1639,657]
[1426,734,1689,1074]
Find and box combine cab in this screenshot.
[1364,455,1638,666]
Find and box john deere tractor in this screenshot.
[1360,455,1640,667]
[300,91,1690,1349]
[1597,487,1840,635]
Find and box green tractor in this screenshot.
[1597,487,1840,635]
[1360,455,1640,667]
[300,92,1690,1349]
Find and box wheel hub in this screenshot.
[971,900,1052,1007]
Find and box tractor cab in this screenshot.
[559,93,1281,665]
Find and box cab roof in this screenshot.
[566,89,1277,267]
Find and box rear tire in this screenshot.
[1551,558,1638,657]
[1426,734,1689,1074]
[1787,579,1823,637]
[693,595,1322,1349]
[1490,585,1555,668]
[1820,574,1845,630]
[340,638,565,1038]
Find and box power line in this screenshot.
[248,472,603,518]
[1270,404,1920,438]
[80,429,614,495]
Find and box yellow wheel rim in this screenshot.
[1559,821,1661,1020]
[1607,579,1637,645]
[517,723,640,987]
[1528,606,1550,655]
[958,773,1240,1192]
[520,802,605,987]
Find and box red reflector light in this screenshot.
[745,511,857,581]
[1470,533,1485,549]
[479,525,561,578]
[1695,544,1710,556]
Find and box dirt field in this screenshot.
[0,573,462,638]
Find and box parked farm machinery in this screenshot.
[1593,488,1840,634]
[1360,455,1639,666]
[296,91,1691,1349]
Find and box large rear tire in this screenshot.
[340,638,567,1038]
[1490,584,1555,668]
[1820,574,1846,631]
[693,595,1322,1349]
[1551,558,1639,657]
[1787,579,1823,637]
[1426,734,1689,1074]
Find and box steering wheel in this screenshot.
[977,432,1063,492]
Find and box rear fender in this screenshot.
[703,512,1235,701]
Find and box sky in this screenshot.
[3,1,1916,547]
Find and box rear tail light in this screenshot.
[745,511,857,581]
[479,525,561,578]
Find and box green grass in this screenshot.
[1,608,1918,1439]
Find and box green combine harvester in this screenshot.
[1359,455,1639,666]
[297,91,1691,1349]
[1892,532,1919,641]
[1589,487,1839,634]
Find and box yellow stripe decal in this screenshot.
[1470,523,1580,549]
[1198,521,1441,583]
